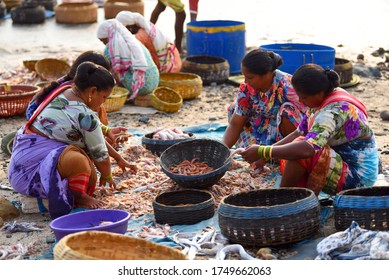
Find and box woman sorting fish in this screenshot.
[8,62,137,219]
[241,64,378,195]
[223,48,306,170]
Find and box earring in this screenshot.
[88,95,92,102]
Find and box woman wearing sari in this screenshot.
[241,64,378,195]
[116,11,182,73]
[96,19,159,100]
[8,62,137,219]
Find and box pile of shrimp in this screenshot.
[94,145,279,219]
[168,158,214,176]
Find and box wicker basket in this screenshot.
[153,189,215,225]
[34,58,71,81]
[334,187,389,231]
[23,60,38,71]
[181,55,230,85]
[142,131,195,157]
[104,0,144,19]
[0,84,40,117]
[103,86,129,113]
[218,188,321,246]
[150,86,183,113]
[160,139,231,189]
[159,72,202,100]
[54,230,187,260]
[54,2,98,24]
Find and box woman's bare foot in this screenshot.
[71,191,105,209]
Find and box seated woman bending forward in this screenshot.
[8,62,137,219]
[241,64,378,195]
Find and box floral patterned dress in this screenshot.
[295,88,378,195]
[228,69,305,147]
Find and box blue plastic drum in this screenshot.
[186,20,246,74]
[260,43,335,74]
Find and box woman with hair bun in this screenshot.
[223,48,306,170]
[241,63,378,195]
[8,62,137,219]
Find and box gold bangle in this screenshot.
[269,146,273,159]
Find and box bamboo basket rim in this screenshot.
[152,86,183,106]
[54,230,188,260]
[219,187,316,210]
[0,84,40,100]
[153,189,214,208]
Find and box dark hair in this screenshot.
[242,49,283,75]
[291,64,340,96]
[35,51,111,104]
[74,61,115,92]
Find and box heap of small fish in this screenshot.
[94,144,278,219]
[152,128,192,140]
[168,158,214,175]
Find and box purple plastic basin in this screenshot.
[49,209,131,241]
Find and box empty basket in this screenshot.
[34,58,71,81]
[103,86,129,113]
[218,188,321,246]
[54,230,187,260]
[158,72,202,100]
[334,186,389,231]
[153,189,215,225]
[0,84,40,117]
[150,86,183,113]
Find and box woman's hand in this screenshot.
[240,144,260,163]
[99,176,116,190]
[116,157,138,174]
[106,126,131,147]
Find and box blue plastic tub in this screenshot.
[49,209,131,241]
[186,20,246,74]
[260,43,335,74]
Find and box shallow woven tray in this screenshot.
[35,58,71,81]
[150,86,183,113]
[160,139,231,189]
[159,72,202,100]
[153,189,215,225]
[103,86,129,113]
[54,230,187,260]
[334,186,389,231]
[218,188,321,246]
[141,131,195,157]
[0,84,40,117]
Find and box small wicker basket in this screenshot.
[159,72,202,100]
[0,84,40,117]
[334,186,389,231]
[150,86,183,113]
[153,189,215,225]
[34,58,71,81]
[54,230,187,260]
[218,188,321,246]
[141,131,195,157]
[103,86,129,113]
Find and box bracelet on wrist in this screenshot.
[257,145,273,161]
[101,173,113,181]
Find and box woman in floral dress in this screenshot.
[241,64,378,195]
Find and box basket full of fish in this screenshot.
[141,128,195,156]
[159,138,231,189]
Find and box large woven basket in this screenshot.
[218,188,321,246]
[181,55,230,85]
[34,58,71,81]
[153,189,215,225]
[103,86,129,113]
[160,139,231,189]
[0,84,40,117]
[150,86,183,113]
[334,186,389,231]
[54,230,187,260]
[104,0,144,19]
[159,72,202,100]
[54,2,98,24]
[141,131,195,157]
[23,59,38,71]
